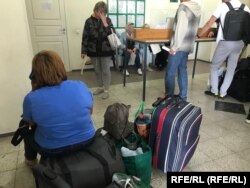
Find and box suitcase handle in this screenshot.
[152,96,182,108]
[152,96,168,107]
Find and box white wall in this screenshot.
[0,0,33,134]
[65,0,102,70]
[241,0,250,56]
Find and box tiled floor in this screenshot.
[1,63,250,188]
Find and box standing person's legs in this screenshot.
[219,41,244,97]
[210,41,229,95]
[177,51,189,101]
[100,56,111,99]
[165,52,181,97]
[92,57,104,95]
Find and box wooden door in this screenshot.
[25,0,70,71]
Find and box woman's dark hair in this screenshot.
[30,50,67,89]
[93,1,108,14]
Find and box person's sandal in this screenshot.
[246,112,250,124]
[25,158,38,167]
[102,92,109,99]
[93,88,104,95]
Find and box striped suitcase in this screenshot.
[149,97,202,172]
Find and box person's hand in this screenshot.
[98,11,106,21]
[127,49,133,53]
[169,48,176,55]
[98,11,108,27]
[81,54,86,59]
[208,31,214,38]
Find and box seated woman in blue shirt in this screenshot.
[119,22,142,76]
[23,50,95,166]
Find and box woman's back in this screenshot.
[23,80,95,149]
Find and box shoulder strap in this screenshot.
[57,157,73,187]
[239,4,245,10]
[85,149,110,185]
[226,2,234,10]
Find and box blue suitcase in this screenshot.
[149,97,202,172]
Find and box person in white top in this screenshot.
[198,0,250,98]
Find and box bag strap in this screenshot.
[239,4,245,10]
[57,157,74,187]
[56,148,111,187]
[135,101,145,119]
[122,131,138,151]
[11,119,30,146]
[225,2,234,10]
[96,129,117,158]
[220,2,233,34]
[85,148,111,185]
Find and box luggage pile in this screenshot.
[29,99,202,187]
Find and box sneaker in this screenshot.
[246,113,250,124]
[102,91,109,99]
[125,70,129,76]
[219,94,226,99]
[147,66,153,72]
[204,90,218,97]
[93,88,104,95]
[137,68,143,75]
[25,158,38,167]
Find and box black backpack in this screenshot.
[243,12,250,45]
[154,46,169,71]
[222,2,249,41]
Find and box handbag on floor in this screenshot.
[11,118,35,146]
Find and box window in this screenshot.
[107,0,145,28]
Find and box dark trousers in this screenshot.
[123,49,141,69]
[24,130,94,160]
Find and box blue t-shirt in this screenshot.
[23,80,95,149]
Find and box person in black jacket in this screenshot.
[81,1,114,99]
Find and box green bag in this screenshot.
[134,101,145,120]
[134,101,152,142]
[118,133,152,187]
